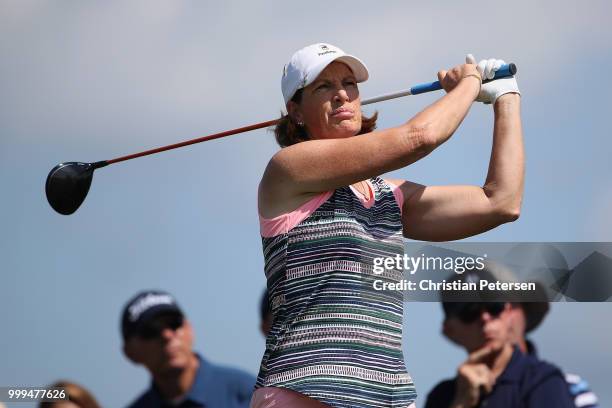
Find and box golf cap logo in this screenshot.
[317,43,337,57]
[128,293,175,322]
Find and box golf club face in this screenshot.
[45,162,95,215]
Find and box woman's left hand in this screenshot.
[466,54,520,105]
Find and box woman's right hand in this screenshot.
[437,63,482,94]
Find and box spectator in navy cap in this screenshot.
[121,290,255,408]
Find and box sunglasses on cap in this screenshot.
[137,314,184,340]
[449,302,506,324]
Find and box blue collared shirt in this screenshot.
[425,346,574,408]
[126,354,255,408]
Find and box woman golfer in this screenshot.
[251,43,523,408]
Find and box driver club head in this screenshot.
[45,162,96,215]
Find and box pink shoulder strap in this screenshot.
[259,180,404,238]
[259,191,333,238]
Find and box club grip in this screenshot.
[482,63,517,84]
[410,63,518,95]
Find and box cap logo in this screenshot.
[128,293,174,322]
[317,44,336,57]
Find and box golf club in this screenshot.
[46,63,517,215]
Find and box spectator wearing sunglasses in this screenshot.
[424,271,574,408]
[121,290,255,408]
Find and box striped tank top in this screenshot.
[256,177,417,407]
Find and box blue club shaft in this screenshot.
[362,63,517,106]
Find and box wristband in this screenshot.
[463,73,482,84]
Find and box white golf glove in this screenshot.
[466,54,520,104]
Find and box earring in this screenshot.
[297,121,304,127]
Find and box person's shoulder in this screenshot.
[203,357,256,385]
[210,360,256,383]
[523,352,564,377]
[519,352,567,393]
[124,388,158,408]
[515,353,576,407]
[565,372,599,407]
[424,378,456,408]
[201,357,256,404]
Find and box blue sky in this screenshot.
[1,1,611,406]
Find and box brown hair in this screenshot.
[39,381,101,408]
[274,89,378,148]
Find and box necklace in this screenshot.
[354,180,371,200]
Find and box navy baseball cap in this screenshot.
[121,290,184,340]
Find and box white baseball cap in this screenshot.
[281,43,369,105]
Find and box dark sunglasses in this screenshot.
[452,302,506,324]
[137,314,184,340]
